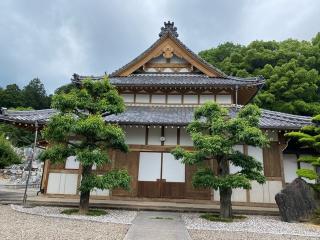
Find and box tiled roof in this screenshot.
[0,109,57,124]
[72,73,265,87]
[105,105,312,129]
[0,106,311,130]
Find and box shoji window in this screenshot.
[167,95,182,104]
[183,95,198,104]
[216,95,232,104]
[135,94,150,103]
[199,95,215,104]
[151,95,166,104]
[121,94,134,103]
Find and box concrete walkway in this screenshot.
[124,211,191,240]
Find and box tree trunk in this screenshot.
[79,190,90,214]
[79,165,92,214]
[219,187,232,218]
[217,157,233,218]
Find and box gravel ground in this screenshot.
[0,205,129,240]
[12,204,137,224]
[189,229,320,240]
[183,213,320,239]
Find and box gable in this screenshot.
[111,28,226,77]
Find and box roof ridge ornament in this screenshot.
[159,21,178,38]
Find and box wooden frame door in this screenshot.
[137,152,186,198]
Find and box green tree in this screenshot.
[199,33,320,116]
[0,123,34,147]
[0,134,21,168]
[40,77,130,214]
[0,84,23,108]
[172,102,268,218]
[285,114,320,187]
[22,78,51,109]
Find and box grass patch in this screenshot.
[150,216,174,220]
[61,208,107,216]
[200,213,246,223]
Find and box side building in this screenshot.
[0,22,313,207]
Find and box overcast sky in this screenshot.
[0,0,319,93]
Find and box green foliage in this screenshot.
[296,169,318,180]
[0,134,21,168]
[0,123,34,147]
[199,34,320,116]
[61,208,107,216]
[172,102,268,217]
[79,169,131,192]
[286,114,320,185]
[22,78,51,110]
[200,213,246,222]
[0,78,51,110]
[41,77,130,208]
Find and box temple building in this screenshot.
[0,22,313,207]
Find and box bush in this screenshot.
[0,135,21,168]
[200,213,246,222]
[61,208,107,216]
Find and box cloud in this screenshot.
[0,0,319,93]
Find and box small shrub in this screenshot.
[200,213,246,223]
[150,217,174,220]
[61,208,107,216]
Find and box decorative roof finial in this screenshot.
[159,21,178,38]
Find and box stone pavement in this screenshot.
[124,211,191,240]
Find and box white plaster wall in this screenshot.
[248,146,264,166]
[135,94,150,103]
[179,128,193,146]
[65,156,80,169]
[230,145,243,174]
[216,95,232,104]
[138,152,161,181]
[164,127,177,145]
[167,95,182,104]
[183,95,198,104]
[249,180,282,203]
[162,153,185,182]
[231,188,247,202]
[121,94,134,103]
[199,95,215,104]
[268,180,283,203]
[148,127,161,145]
[145,68,157,72]
[179,68,190,72]
[47,173,78,195]
[47,173,60,194]
[283,154,298,183]
[151,95,166,104]
[163,68,174,73]
[214,188,247,202]
[124,127,146,145]
[91,188,110,196]
[249,181,266,203]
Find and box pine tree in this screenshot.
[40,77,130,214]
[172,102,269,218]
[285,114,320,186]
